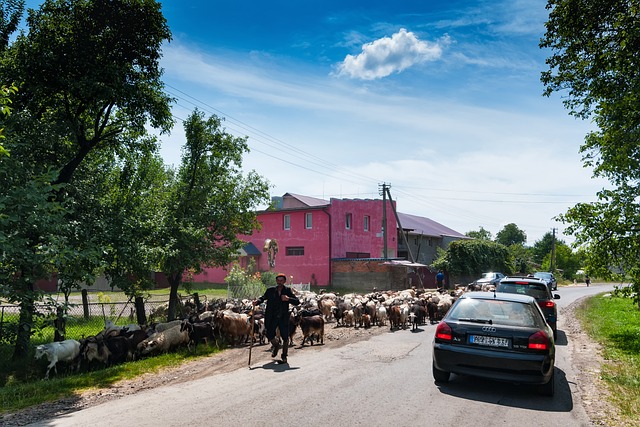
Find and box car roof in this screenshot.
[460,291,537,304]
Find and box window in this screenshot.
[364,215,370,231]
[305,212,312,229]
[346,252,370,258]
[345,213,352,229]
[283,214,290,230]
[286,246,305,256]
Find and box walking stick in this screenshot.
[248,307,255,367]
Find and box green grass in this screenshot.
[576,294,640,425]
[0,343,222,414]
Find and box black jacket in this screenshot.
[257,285,300,324]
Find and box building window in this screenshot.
[364,215,370,231]
[345,213,352,229]
[305,212,312,229]
[346,252,370,258]
[283,214,290,230]
[286,246,305,256]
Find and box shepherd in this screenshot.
[253,273,300,365]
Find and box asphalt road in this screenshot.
[28,283,617,427]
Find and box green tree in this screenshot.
[508,244,533,274]
[541,242,581,279]
[0,0,173,360]
[0,0,24,50]
[531,232,560,265]
[158,110,270,320]
[98,147,170,296]
[432,239,514,277]
[465,226,492,241]
[3,0,173,186]
[541,0,640,304]
[495,223,527,247]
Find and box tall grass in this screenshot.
[576,294,640,426]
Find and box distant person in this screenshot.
[585,275,591,287]
[436,270,445,288]
[253,273,300,365]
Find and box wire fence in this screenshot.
[0,293,195,365]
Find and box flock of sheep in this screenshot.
[34,286,464,380]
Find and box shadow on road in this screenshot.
[434,367,574,412]
[251,360,301,373]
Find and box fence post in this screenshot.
[82,289,89,319]
[135,297,147,325]
[54,306,66,341]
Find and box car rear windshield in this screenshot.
[447,298,542,327]
[497,283,549,299]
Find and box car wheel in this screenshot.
[538,369,555,396]
[432,362,450,383]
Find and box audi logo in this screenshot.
[482,326,496,332]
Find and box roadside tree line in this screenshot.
[0,0,269,364]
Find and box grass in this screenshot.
[576,294,640,425]
[0,342,222,414]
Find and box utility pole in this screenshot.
[379,183,388,259]
[551,228,556,272]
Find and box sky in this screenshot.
[24,0,608,246]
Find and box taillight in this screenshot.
[538,300,555,310]
[435,322,452,341]
[528,330,550,350]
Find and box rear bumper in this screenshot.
[433,342,554,385]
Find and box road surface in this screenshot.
[28,283,617,427]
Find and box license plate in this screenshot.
[469,335,510,348]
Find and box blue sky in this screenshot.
[25,0,607,245]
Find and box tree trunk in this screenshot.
[166,272,182,321]
[13,291,35,361]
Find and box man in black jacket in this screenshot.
[254,273,300,364]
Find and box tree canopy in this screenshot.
[432,239,514,278]
[542,0,640,303]
[495,223,527,247]
[465,226,492,241]
[0,0,175,360]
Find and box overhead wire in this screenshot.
[162,82,597,235]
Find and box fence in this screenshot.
[0,293,195,365]
[226,282,311,300]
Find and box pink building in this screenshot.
[191,193,397,286]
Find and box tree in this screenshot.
[542,242,581,279]
[432,239,514,278]
[0,0,173,360]
[495,223,527,247]
[158,110,270,320]
[4,0,173,187]
[97,147,171,296]
[531,232,560,265]
[508,244,533,274]
[541,0,640,304]
[0,0,24,50]
[465,226,492,241]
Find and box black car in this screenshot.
[432,291,555,396]
[496,276,560,339]
[533,271,558,291]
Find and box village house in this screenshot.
[191,193,467,290]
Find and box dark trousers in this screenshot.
[266,317,290,357]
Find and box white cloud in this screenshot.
[335,29,448,80]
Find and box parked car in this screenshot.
[533,271,558,291]
[471,272,505,288]
[432,291,555,396]
[496,276,560,339]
